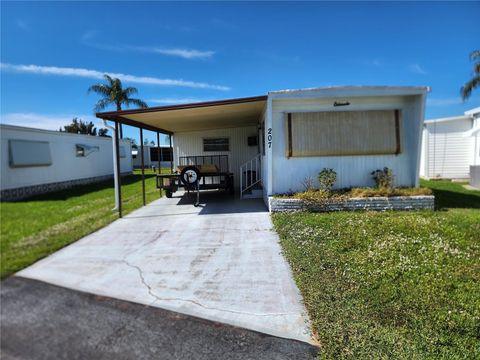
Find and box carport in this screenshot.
[96,96,267,217]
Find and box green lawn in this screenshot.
[273,180,480,359]
[0,169,164,279]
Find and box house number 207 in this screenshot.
[267,128,272,148]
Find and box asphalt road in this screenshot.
[1,277,318,360]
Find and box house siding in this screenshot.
[173,126,259,191]
[269,95,424,194]
[421,118,473,179]
[0,124,132,192]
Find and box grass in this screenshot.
[272,180,480,359]
[0,169,165,279]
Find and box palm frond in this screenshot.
[125,98,148,109]
[460,75,480,100]
[470,50,480,61]
[94,98,115,112]
[87,84,112,96]
[103,74,115,86]
[122,87,138,97]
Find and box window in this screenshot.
[9,139,52,167]
[76,144,99,157]
[286,110,401,157]
[203,138,229,152]
[119,146,126,158]
[150,147,173,162]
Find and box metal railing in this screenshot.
[179,155,229,173]
[240,153,262,199]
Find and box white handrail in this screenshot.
[240,153,262,199]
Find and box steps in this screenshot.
[242,184,263,199]
[240,153,262,200]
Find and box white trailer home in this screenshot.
[96,86,428,209]
[419,107,480,180]
[132,144,172,169]
[0,124,133,200]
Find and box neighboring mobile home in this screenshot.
[0,124,133,200]
[132,144,173,169]
[96,86,428,208]
[419,107,480,179]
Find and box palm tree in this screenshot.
[88,74,148,137]
[461,50,480,101]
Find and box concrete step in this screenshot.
[242,189,263,199]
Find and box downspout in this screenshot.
[103,119,120,210]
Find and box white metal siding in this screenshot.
[270,95,423,194]
[173,126,259,191]
[423,119,473,179]
[0,125,133,190]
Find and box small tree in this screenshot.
[371,167,394,188]
[318,168,337,191]
[98,128,109,137]
[124,137,138,149]
[60,118,97,135]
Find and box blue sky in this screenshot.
[1,1,479,144]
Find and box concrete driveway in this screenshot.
[17,191,313,344]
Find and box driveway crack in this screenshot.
[122,256,299,318]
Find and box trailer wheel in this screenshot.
[165,190,173,198]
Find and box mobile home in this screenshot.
[0,124,133,200]
[96,86,428,208]
[420,107,480,179]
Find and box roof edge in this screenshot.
[96,95,267,119]
[268,85,431,95]
[425,115,472,124]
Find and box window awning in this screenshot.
[96,96,267,134]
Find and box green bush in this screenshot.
[318,168,337,191]
[371,167,394,188]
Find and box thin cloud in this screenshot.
[148,48,215,59]
[0,112,101,131]
[148,98,213,105]
[81,31,214,59]
[427,97,462,107]
[0,63,230,91]
[409,63,427,75]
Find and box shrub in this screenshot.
[349,187,432,197]
[371,167,394,188]
[296,189,347,210]
[301,176,315,191]
[318,168,337,191]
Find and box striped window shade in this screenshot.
[286,110,401,157]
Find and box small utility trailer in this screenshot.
[156,155,234,202]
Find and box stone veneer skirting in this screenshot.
[1,172,132,202]
[269,195,435,212]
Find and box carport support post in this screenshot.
[169,134,173,173]
[140,128,146,206]
[157,132,161,174]
[114,121,122,218]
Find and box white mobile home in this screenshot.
[96,86,428,208]
[132,144,173,169]
[420,107,480,179]
[0,124,133,200]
